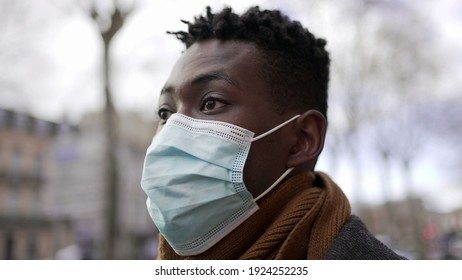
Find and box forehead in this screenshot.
[164,40,264,91]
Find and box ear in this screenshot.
[286,110,327,169]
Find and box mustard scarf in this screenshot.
[159,171,351,259]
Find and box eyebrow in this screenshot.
[160,85,173,95]
[190,71,239,88]
[160,71,239,96]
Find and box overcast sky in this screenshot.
[3,0,459,122]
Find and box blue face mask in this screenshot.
[141,113,300,256]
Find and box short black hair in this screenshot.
[168,6,330,118]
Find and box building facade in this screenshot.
[358,197,462,259]
[0,109,73,259]
[1,108,159,259]
[46,111,158,259]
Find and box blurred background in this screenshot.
[0,0,461,260]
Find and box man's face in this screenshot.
[157,39,298,198]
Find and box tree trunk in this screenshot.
[102,39,119,260]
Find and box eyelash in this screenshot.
[157,108,173,124]
[156,95,227,124]
[200,96,227,112]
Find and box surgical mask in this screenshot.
[141,113,300,256]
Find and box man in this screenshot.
[141,6,405,260]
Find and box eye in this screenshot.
[200,97,226,113]
[157,108,173,124]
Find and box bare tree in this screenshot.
[82,0,135,259]
[299,0,440,258]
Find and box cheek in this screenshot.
[243,137,288,198]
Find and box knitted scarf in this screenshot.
[158,171,351,259]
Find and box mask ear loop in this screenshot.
[250,114,301,142]
[254,167,295,201]
[251,114,301,201]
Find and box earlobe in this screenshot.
[286,110,327,169]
